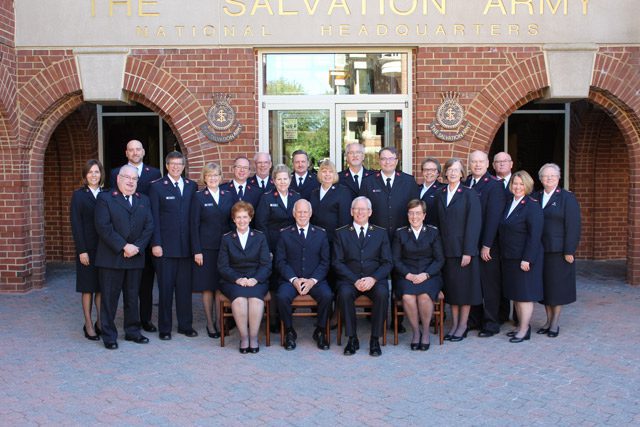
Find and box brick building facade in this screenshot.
[1,1,639,291]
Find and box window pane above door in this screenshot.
[269,110,330,169]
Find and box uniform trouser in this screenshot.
[469,252,502,333]
[276,281,334,330]
[336,281,388,338]
[155,257,193,334]
[138,248,155,323]
[99,267,142,343]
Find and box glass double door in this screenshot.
[266,103,408,171]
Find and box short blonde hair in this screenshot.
[510,170,535,195]
[199,162,222,186]
[317,159,339,184]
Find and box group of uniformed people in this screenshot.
[70,140,581,355]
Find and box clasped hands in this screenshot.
[123,243,141,258]
[236,277,258,287]
[292,278,316,295]
[405,272,429,285]
[354,276,376,292]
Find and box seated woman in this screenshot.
[392,199,445,351]
[218,201,272,353]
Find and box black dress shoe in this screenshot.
[239,345,249,354]
[443,334,453,341]
[536,327,550,335]
[343,336,359,356]
[312,327,330,350]
[419,342,430,351]
[410,342,419,351]
[547,327,560,338]
[141,321,157,333]
[478,330,496,338]
[284,330,297,350]
[249,346,259,354]
[369,338,382,357]
[104,342,118,350]
[449,328,469,342]
[178,328,198,337]
[159,332,172,340]
[83,326,100,341]
[125,335,149,344]
[509,326,531,343]
[94,322,102,336]
[506,330,517,337]
[206,326,221,339]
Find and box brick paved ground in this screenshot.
[1,261,639,426]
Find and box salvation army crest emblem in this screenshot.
[201,93,243,144]
[429,92,471,142]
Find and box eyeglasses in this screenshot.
[347,151,364,156]
[352,207,371,212]
[423,168,438,173]
[119,174,138,182]
[380,157,397,163]
[168,162,185,167]
[234,165,250,170]
[541,175,560,179]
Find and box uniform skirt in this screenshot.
[220,280,269,301]
[75,254,100,293]
[394,275,443,302]
[192,249,220,292]
[502,259,544,302]
[541,252,577,305]
[442,257,482,305]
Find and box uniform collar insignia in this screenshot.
[164,180,169,184]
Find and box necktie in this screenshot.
[238,185,244,200]
[299,228,305,240]
[471,179,477,188]
[299,177,304,187]
[386,177,392,191]
[125,195,132,206]
[174,181,182,196]
[501,178,507,189]
[354,174,359,188]
[261,180,265,190]
[359,226,365,242]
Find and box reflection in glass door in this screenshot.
[269,110,330,169]
[337,106,404,170]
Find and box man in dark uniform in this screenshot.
[109,139,161,333]
[419,157,444,227]
[149,151,197,340]
[465,150,507,336]
[339,142,375,200]
[290,149,319,200]
[95,165,154,350]
[275,199,333,351]
[220,156,262,209]
[249,152,274,193]
[333,196,392,357]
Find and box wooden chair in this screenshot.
[216,290,271,347]
[336,295,387,346]
[393,291,445,345]
[279,294,330,346]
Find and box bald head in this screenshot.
[469,150,489,179]
[125,139,145,166]
[293,199,312,228]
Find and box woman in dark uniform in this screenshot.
[70,159,105,341]
[309,159,352,244]
[218,201,272,353]
[419,157,444,227]
[191,162,234,339]
[392,199,445,351]
[534,163,581,338]
[435,158,482,342]
[499,170,544,343]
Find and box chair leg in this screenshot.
[336,308,342,346]
[393,301,399,346]
[219,300,226,348]
[325,315,330,344]
[265,298,271,347]
[438,301,444,345]
[382,318,387,346]
[280,318,285,347]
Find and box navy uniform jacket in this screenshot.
[275,225,330,283]
[109,164,161,195]
[149,178,197,258]
[190,188,234,254]
[532,188,581,255]
[255,190,302,252]
[94,190,154,270]
[339,167,375,200]
[70,187,103,257]
[360,171,420,240]
[392,225,445,278]
[419,181,444,227]
[217,229,272,283]
[435,184,482,257]
[498,196,544,262]
[332,224,393,284]
[249,175,275,193]
[309,184,352,242]
[219,180,263,209]
[291,172,320,201]
[465,173,507,249]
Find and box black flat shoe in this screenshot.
[206,326,221,339]
[239,345,249,354]
[177,328,198,337]
[104,342,118,350]
[284,330,297,351]
[506,330,517,337]
[312,328,330,350]
[249,346,259,354]
[536,327,550,335]
[410,342,419,350]
[94,322,102,336]
[478,330,496,338]
[343,336,359,356]
[547,327,560,338]
[449,328,469,342]
[125,335,149,344]
[509,326,531,343]
[159,333,172,340]
[369,338,382,357]
[141,321,157,333]
[443,334,453,341]
[419,342,430,351]
[83,325,100,341]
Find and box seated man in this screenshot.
[333,196,392,357]
[275,199,333,350]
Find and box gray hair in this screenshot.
[351,196,372,210]
[538,163,561,180]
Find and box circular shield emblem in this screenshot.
[436,99,465,130]
[208,101,236,132]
